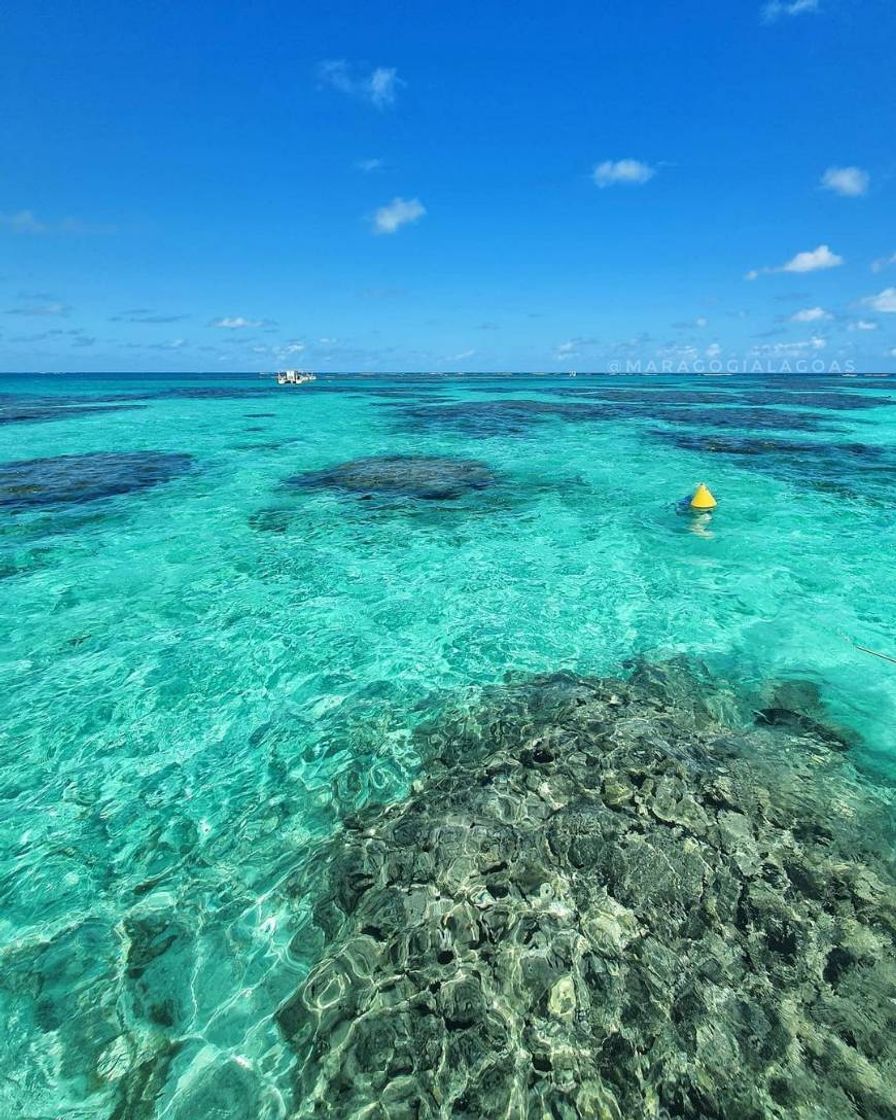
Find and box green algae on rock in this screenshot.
[279,663,896,1119]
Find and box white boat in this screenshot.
[276,369,316,385]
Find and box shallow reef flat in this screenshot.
[0,451,194,512]
[285,455,498,502]
[0,394,148,425]
[653,430,896,504]
[280,661,896,1119]
[394,397,837,439]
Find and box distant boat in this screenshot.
[276,369,316,385]
[568,370,577,378]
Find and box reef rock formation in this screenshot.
[0,451,193,511]
[279,663,896,1119]
[286,455,497,502]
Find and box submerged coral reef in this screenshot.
[286,455,497,502]
[280,662,896,1119]
[0,451,194,511]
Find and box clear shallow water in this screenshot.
[2,371,896,1118]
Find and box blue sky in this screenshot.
[2,0,895,373]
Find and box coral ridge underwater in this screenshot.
[279,662,896,1119]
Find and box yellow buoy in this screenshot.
[689,482,717,511]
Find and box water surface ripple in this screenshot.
[2,371,896,1118]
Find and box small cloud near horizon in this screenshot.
[372,197,426,235]
[111,309,189,324]
[554,337,599,360]
[356,158,385,172]
[592,159,656,188]
[209,316,276,329]
[821,166,869,197]
[751,336,827,358]
[746,244,843,280]
[6,301,71,317]
[318,61,401,108]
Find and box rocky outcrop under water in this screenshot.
[286,455,497,502]
[652,431,896,505]
[0,451,194,511]
[279,662,896,1119]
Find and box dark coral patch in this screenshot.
[0,395,147,426]
[286,455,497,501]
[652,430,896,501]
[654,431,838,456]
[396,399,617,437]
[396,397,832,438]
[737,390,894,411]
[150,386,277,401]
[281,662,896,1119]
[544,385,894,412]
[0,452,193,512]
[544,386,735,406]
[654,405,830,432]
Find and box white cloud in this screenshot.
[657,343,699,361]
[449,349,476,362]
[762,0,819,22]
[0,210,113,235]
[782,245,843,273]
[554,336,599,360]
[111,309,188,324]
[751,336,827,357]
[790,306,830,322]
[706,342,722,358]
[849,319,878,331]
[372,196,426,235]
[356,157,385,173]
[821,166,869,197]
[862,288,896,313]
[871,252,896,274]
[210,316,273,329]
[6,301,70,317]
[747,244,843,279]
[319,61,401,108]
[367,68,399,108]
[0,209,47,233]
[890,348,896,358]
[592,159,656,188]
[274,340,306,360]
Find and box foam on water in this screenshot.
[2,371,896,1117]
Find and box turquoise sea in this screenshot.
[3,370,896,1118]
